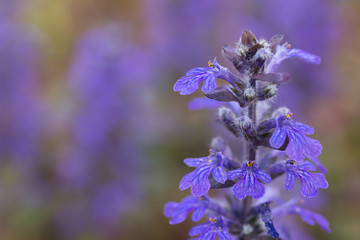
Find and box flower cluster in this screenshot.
[165,30,329,239]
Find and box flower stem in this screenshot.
[240,78,257,226]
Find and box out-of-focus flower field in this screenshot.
[0,0,359,239]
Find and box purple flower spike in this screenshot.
[179,150,229,197]
[227,161,271,199]
[265,44,321,73]
[270,113,322,161]
[284,160,328,198]
[174,58,238,95]
[189,216,232,240]
[164,196,209,224]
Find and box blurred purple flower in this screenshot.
[273,198,330,233]
[0,19,43,171]
[164,195,209,224]
[56,24,153,236]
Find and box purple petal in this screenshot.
[253,168,271,183]
[186,67,211,76]
[233,173,265,199]
[286,132,322,161]
[297,208,331,232]
[192,207,206,222]
[216,230,232,240]
[164,202,178,218]
[190,167,212,197]
[179,172,194,191]
[286,131,306,161]
[311,212,331,232]
[200,232,216,240]
[184,157,209,167]
[169,211,190,225]
[227,168,246,180]
[293,121,314,134]
[288,49,321,64]
[311,173,329,189]
[284,172,296,191]
[270,126,287,149]
[302,136,322,158]
[296,207,316,226]
[189,222,212,236]
[295,161,316,171]
[299,174,318,198]
[201,74,216,93]
[309,156,328,174]
[188,97,222,111]
[174,76,201,95]
[212,166,227,184]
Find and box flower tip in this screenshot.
[313,55,321,64]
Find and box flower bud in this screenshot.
[243,88,256,102]
[263,84,278,98]
[235,116,255,140]
[218,107,239,136]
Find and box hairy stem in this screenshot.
[240,78,257,226]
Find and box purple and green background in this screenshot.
[0,0,359,239]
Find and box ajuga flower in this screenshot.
[165,29,330,240]
[189,216,232,240]
[284,160,328,198]
[273,198,331,232]
[228,161,271,199]
[270,113,322,161]
[173,58,239,95]
[164,196,209,224]
[265,43,321,73]
[179,150,229,197]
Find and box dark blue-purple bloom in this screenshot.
[189,216,232,240]
[284,160,328,198]
[174,58,238,95]
[228,161,271,199]
[252,202,280,239]
[179,150,228,197]
[164,196,208,224]
[270,113,322,161]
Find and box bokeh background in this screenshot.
[0,0,359,239]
